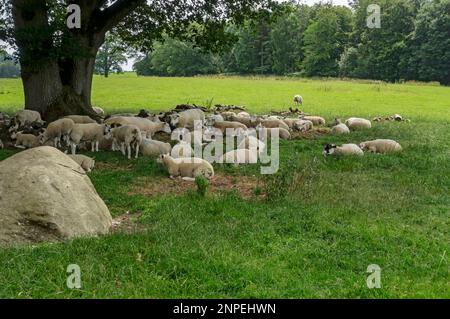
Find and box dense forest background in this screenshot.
[132,0,450,85]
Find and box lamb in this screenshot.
[69,123,111,154]
[323,143,364,156]
[10,131,42,149]
[92,106,105,116]
[111,124,142,159]
[105,116,171,138]
[331,118,343,126]
[41,118,75,148]
[359,139,402,154]
[14,110,45,128]
[260,119,290,131]
[219,149,258,164]
[140,138,172,157]
[169,109,205,129]
[256,126,291,140]
[205,113,224,126]
[213,121,248,135]
[64,115,97,124]
[171,141,194,158]
[68,154,95,172]
[331,123,350,135]
[158,154,214,181]
[345,117,372,130]
[302,116,326,126]
[294,95,303,106]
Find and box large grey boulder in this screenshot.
[0,146,112,246]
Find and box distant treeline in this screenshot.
[0,50,20,78]
[133,0,450,85]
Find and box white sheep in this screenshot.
[205,113,224,126]
[140,138,172,157]
[111,124,142,159]
[213,121,248,135]
[169,109,205,129]
[230,115,261,128]
[237,111,251,117]
[331,123,350,135]
[171,141,194,158]
[294,95,303,106]
[158,154,214,181]
[41,118,75,148]
[220,111,237,121]
[64,115,97,124]
[345,117,372,130]
[359,139,402,154]
[303,116,326,126]
[105,116,171,138]
[323,143,364,156]
[14,110,45,128]
[69,123,111,154]
[256,126,291,140]
[68,154,95,172]
[219,149,258,165]
[11,131,42,149]
[260,119,290,131]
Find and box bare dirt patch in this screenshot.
[130,173,266,200]
[111,211,145,234]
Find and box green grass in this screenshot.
[0,74,449,298]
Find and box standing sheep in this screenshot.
[294,95,303,106]
[140,138,172,157]
[41,118,75,148]
[69,123,111,154]
[65,115,97,124]
[111,125,142,159]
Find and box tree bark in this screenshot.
[12,0,144,121]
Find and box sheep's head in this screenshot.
[157,153,170,164]
[103,124,112,138]
[323,144,337,156]
[169,114,180,127]
[162,122,172,134]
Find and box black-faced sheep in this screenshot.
[323,143,364,156]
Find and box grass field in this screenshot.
[0,74,449,298]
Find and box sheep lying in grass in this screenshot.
[237,111,250,117]
[41,118,75,148]
[68,154,95,172]
[140,138,172,157]
[283,118,313,132]
[69,123,111,154]
[221,111,237,121]
[260,119,290,131]
[206,113,224,125]
[345,117,372,130]
[10,131,42,149]
[220,149,258,164]
[230,115,261,128]
[171,141,193,158]
[303,116,325,126]
[323,143,364,156]
[14,110,45,128]
[111,124,142,159]
[331,123,350,135]
[359,139,402,154]
[213,121,248,135]
[169,109,205,129]
[158,154,214,181]
[256,126,291,140]
[65,115,97,124]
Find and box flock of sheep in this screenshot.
[0,95,405,180]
